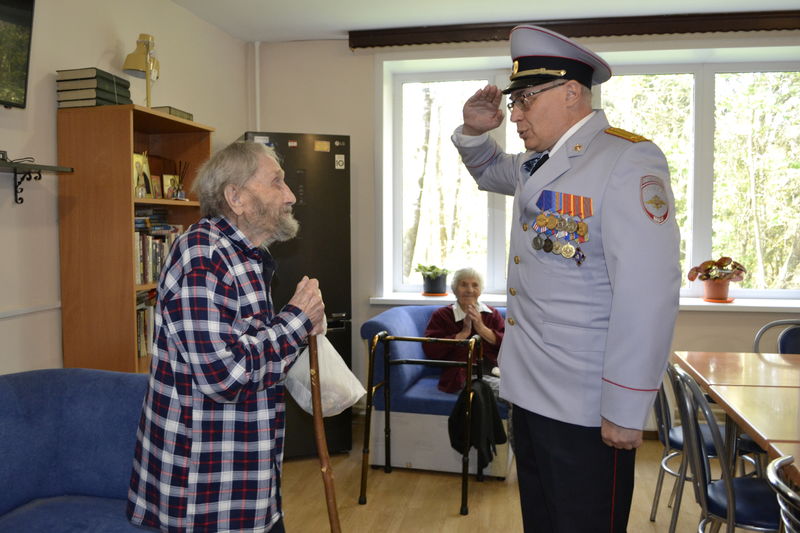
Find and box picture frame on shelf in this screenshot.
[132,152,152,199]
[162,174,180,199]
[151,176,163,199]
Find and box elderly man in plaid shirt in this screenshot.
[127,141,325,533]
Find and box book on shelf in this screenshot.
[57,86,131,102]
[134,222,185,284]
[58,97,131,109]
[56,67,130,87]
[136,289,157,358]
[57,76,131,94]
[153,106,193,121]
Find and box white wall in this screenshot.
[0,0,250,374]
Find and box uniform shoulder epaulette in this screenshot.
[604,127,649,143]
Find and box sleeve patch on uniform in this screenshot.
[605,127,649,143]
[640,176,669,224]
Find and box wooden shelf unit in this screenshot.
[57,104,213,373]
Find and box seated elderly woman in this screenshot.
[422,268,504,393]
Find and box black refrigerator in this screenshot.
[243,131,352,459]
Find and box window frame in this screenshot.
[607,61,800,299]
[386,64,515,295]
[376,45,800,300]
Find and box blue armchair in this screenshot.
[0,368,148,532]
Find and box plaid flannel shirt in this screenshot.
[127,216,311,532]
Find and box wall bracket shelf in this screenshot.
[1,151,73,205]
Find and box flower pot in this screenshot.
[422,274,447,296]
[703,279,732,302]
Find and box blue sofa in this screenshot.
[0,368,150,532]
[359,305,510,477]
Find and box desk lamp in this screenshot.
[123,33,160,107]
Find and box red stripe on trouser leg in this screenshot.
[610,448,618,532]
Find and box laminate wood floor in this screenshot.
[282,415,702,532]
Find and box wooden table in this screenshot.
[676,351,800,388]
[672,351,800,484]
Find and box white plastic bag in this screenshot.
[285,335,366,417]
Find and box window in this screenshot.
[389,67,514,293]
[399,79,489,286]
[601,65,800,295]
[713,71,800,290]
[381,51,800,298]
[600,72,694,286]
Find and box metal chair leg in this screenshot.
[667,454,682,508]
[383,338,392,474]
[650,446,670,521]
[668,453,689,533]
[459,339,479,516]
[359,334,382,505]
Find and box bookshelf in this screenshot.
[57,104,213,373]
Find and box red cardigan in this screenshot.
[422,305,505,393]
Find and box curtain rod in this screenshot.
[349,11,800,48]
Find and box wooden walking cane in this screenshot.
[309,335,342,533]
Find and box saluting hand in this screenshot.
[462,85,505,136]
[288,276,326,336]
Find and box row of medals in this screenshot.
[532,212,588,266]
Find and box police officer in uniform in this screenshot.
[451,25,681,532]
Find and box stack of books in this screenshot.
[56,67,133,108]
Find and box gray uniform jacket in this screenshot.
[452,110,680,430]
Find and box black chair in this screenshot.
[753,319,800,354]
[672,364,780,532]
[766,455,800,532]
[653,364,731,532]
[650,381,688,533]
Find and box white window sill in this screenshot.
[370,293,800,313]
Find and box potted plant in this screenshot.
[687,256,746,302]
[415,264,449,296]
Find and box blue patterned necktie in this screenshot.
[522,152,549,175]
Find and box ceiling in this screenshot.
[172,0,799,43]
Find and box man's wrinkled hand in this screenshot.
[288,276,325,336]
[601,418,643,450]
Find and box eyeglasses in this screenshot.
[506,80,568,111]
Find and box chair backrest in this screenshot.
[0,368,148,515]
[360,306,440,401]
[753,319,800,353]
[671,364,736,527]
[652,383,673,447]
[767,456,800,532]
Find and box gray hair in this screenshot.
[192,141,280,218]
[450,267,484,293]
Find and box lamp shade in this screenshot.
[123,33,160,80]
[123,33,160,107]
